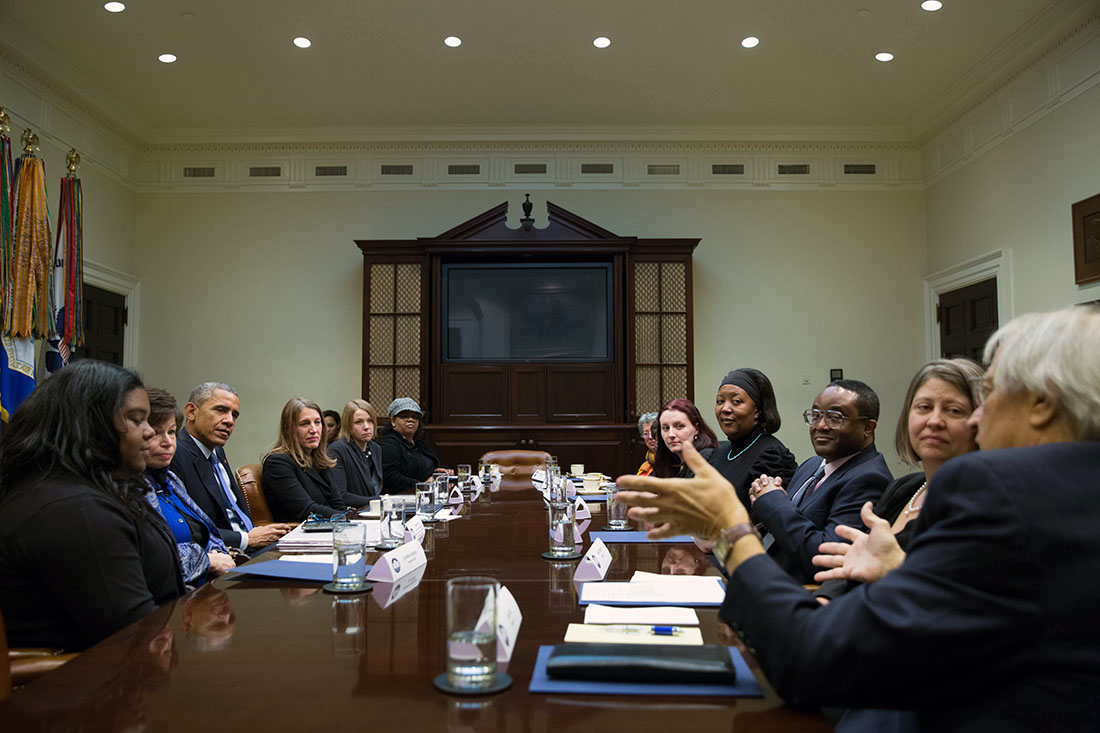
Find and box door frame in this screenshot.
[923,249,1013,361]
[83,259,140,369]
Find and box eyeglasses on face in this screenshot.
[802,409,869,429]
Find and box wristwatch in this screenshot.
[712,523,760,567]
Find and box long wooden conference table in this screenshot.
[0,486,830,731]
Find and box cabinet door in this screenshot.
[510,365,544,421]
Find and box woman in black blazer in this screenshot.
[262,397,347,522]
[327,399,383,506]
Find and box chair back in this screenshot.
[477,450,552,492]
[236,463,275,525]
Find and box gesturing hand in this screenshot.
[614,442,749,540]
[812,502,906,584]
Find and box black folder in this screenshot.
[545,643,736,684]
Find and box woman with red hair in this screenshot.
[651,398,719,478]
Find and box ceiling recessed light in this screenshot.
[875,52,894,62]
[158,53,177,64]
[444,36,462,47]
[741,36,760,49]
[293,37,311,48]
[103,2,125,12]
[921,1,943,10]
[593,36,611,49]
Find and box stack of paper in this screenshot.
[277,520,381,552]
[578,575,726,607]
[583,604,700,626]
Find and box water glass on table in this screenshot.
[457,463,471,484]
[377,496,405,550]
[416,483,435,520]
[547,500,577,557]
[445,576,499,690]
[605,483,631,530]
[331,522,368,590]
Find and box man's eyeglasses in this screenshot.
[802,409,870,429]
[968,376,991,406]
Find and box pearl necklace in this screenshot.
[904,481,928,516]
[727,432,763,462]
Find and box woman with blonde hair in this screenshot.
[262,397,346,522]
[328,399,383,505]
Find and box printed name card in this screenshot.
[495,585,523,662]
[371,565,426,609]
[489,474,502,492]
[550,522,585,545]
[366,538,427,583]
[575,518,591,536]
[448,486,464,505]
[574,496,592,519]
[573,538,612,582]
[403,515,425,544]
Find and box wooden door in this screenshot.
[71,284,126,365]
[939,278,997,360]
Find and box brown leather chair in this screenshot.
[236,463,276,525]
[477,450,552,492]
[2,609,78,694]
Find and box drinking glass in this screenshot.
[332,522,368,589]
[479,459,492,481]
[605,483,631,530]
[416,484,435,519]
[457,464,471,483]
[547,500,577,556]
[446,576,499,689]
[331,596,366,656]
[377,496,405,550]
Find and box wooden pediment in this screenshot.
[430,198,626,242]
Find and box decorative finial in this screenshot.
[20,129,39,156]
[520,193,535,232]
[0,108,10,135]
[65,148,81,177]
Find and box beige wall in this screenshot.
[925,83,1100,314]
[134,188,927,474]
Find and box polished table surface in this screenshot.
[0,489,830,731]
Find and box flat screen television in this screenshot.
[442,262,613,362]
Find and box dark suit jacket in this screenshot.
[327,438,383,506]
[752,443,891,583]
[262,452,347,522]
[720,442,1100,732]
[169,426,251,549]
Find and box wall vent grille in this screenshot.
[646,164,680,175]
[513,163,548,175]
[711,164,745,175]
[447,164,481,175]
[248,166,282,177]
[183,166,215,178]
[381,165,415,175]
[777,164,810,175]
[580,163,615,174]
[315,165,348,177]
[843,163,877,175]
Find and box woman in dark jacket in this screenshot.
[379,397,447,493]
[651,398,719,478]
[0,360,184,651]
[327,398,383,505]
[262,397,347,521]
[706,368,798,510]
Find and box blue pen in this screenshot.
[651,625,681,636]
[602,624,683,635]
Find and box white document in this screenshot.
[579,577,726,606]
[583,603,700,626]
[277,553,331,564]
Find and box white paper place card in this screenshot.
[489,474,501,492]
[403,515,425,544]
[573,538,612,582]
[495,585,522,662]
[575,518,591,537]
[583,604,700,626]
[448,486,464,505]
[371,565,426,609]
[574,496,592,519]
[549,523,585,545]
[366,539,427,583]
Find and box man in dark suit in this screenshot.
[170,382,290,552]
[617,306,1100,731]
[749,379,892,583]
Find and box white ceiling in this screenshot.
[0,0,1090,144]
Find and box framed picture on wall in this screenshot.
[1072,192,1100,285]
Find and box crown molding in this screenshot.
[906,0,1100,144]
